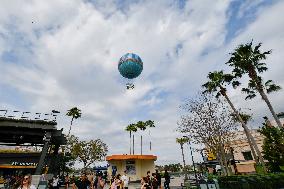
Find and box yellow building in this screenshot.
[106,155,157,181]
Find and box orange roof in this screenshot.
[106,154,157,161]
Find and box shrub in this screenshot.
[218,173,284,189]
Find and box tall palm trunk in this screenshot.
[249,69,282,128]
[67,117,74,136]
[222,90,266,171]
[180,145,187,180]
[140,135,143,155]
[129,131,132,155]
[257,85,282,128]
[132,134,135,154]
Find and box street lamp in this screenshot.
[183,136,198,185]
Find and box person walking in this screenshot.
[40,174,46,182]
[121,171,129,189]
[17,174,36,189]
[151,174,159,189]
[155,170,161,189]
[164,170,170,189]
[145,171,152,188]
[74,174,91,189]
[110,174,121,189]
[96,173,105,189]
[70,175,76,189]
[52,176,59,189]
[65,175,70,189]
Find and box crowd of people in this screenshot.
[69,169,170,189]
[140,170,170,189]
[49,172,108,189]
[2,169,171,189]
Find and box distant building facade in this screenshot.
[228,129,264,174]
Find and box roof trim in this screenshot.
[0,165,36,169]
[106,154,157,161]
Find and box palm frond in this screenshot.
[265,80,281,93]
[242,88,257,100]
[66,107,82,119]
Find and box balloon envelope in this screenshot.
[118,53,143,79]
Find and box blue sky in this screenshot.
[0,0,284,166]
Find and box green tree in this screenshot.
[176,137,190,179]
[202,71,266,169]
[164,163,183,173]
[66,107,82,136]
[259,118,284,172]
[60,135,79,174]
[226,42,282,128]
[125,124,137,155]
[72,138,108,170]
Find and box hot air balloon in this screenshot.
[118,53,143,89]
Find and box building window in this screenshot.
[242,151,253,160]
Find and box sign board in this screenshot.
[12,162,37,166]
[125,160,136,175]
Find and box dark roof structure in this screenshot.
[0,117,65,145]
[0,114,66,175]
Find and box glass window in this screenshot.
[242,151,253,160]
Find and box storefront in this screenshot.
[106,155,157,181]
[0,152,49,177]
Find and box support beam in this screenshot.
[35,132,51,175]
[48,145,60,176]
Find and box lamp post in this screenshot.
[183,136,198,185]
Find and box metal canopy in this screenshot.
[0,117,66,145]
[0,116,66,175]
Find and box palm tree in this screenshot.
[135,120,155,155]
[136,121,147,155]
[125,124,137,155]
[66,107,82,136]
[227,42,282,128]
[202,71,266,169]
[176,137,189,180]
[145,120,155,151]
